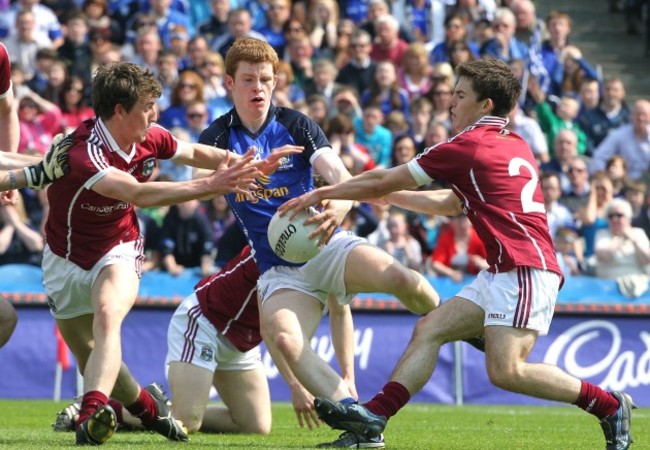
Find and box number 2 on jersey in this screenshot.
[508,157,545,213]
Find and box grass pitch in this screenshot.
[0,400,646,449]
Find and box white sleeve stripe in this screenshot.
[87,142,110,172]
[406,159,433,186]
[309,146,335,165]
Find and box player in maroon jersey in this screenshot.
[43,62,300,446]
[281,58,636,449]
[166,244,334,434]
[54,245,351,435]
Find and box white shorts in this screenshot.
[165,294,262,372]
[257,231,366,307]
[43,241,143,320]
[457,267,560,336]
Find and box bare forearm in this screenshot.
[385,189,462,216]
[0,170,29,192]
[317,168,401,201]
[0,153,41,170]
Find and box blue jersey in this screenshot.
[199,106,331,274]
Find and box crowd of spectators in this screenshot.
[1,0,649,293]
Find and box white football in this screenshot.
[267,207,321,263]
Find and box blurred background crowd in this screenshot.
[1,0,650,291]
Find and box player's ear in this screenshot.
[483,98,494,114]
[224,75,234,90]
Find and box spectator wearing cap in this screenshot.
[197,0,230,45]
[3,10,52,80]
[0,0,63,49]
[58,10,93,88]
[590,100,650,181]
[336,29,376,97]
[168,24,190,61]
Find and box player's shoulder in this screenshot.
[273,106,317,129]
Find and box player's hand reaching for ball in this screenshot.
[208,150,260,196]
[255,144,303,175]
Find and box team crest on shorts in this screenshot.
[200,346,214,362]
[141,158,156,177]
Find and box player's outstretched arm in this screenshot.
[384,189,463,216]
[0,134,73,204]
[92,152,260,208]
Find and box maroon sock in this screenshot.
[76,391,109,428]
[125,388,157,423]
[363,381,411,419]
[107,399,124,425]
[573,380,620,419]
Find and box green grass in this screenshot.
[0,400,646,449]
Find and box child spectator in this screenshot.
[374,209,423,272]
[327,114,375,175]
[391,134,418,167]
[384,111,410,139]
[541,172,576,241]
[354,103,393,168]
[605,155,629,198]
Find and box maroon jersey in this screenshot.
[195,246,261,352]
[410,116,562,277]
[0,43,10,98]
[45,118,177,269]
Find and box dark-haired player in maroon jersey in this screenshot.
[281,58,636,449]
[44,62,300,446]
